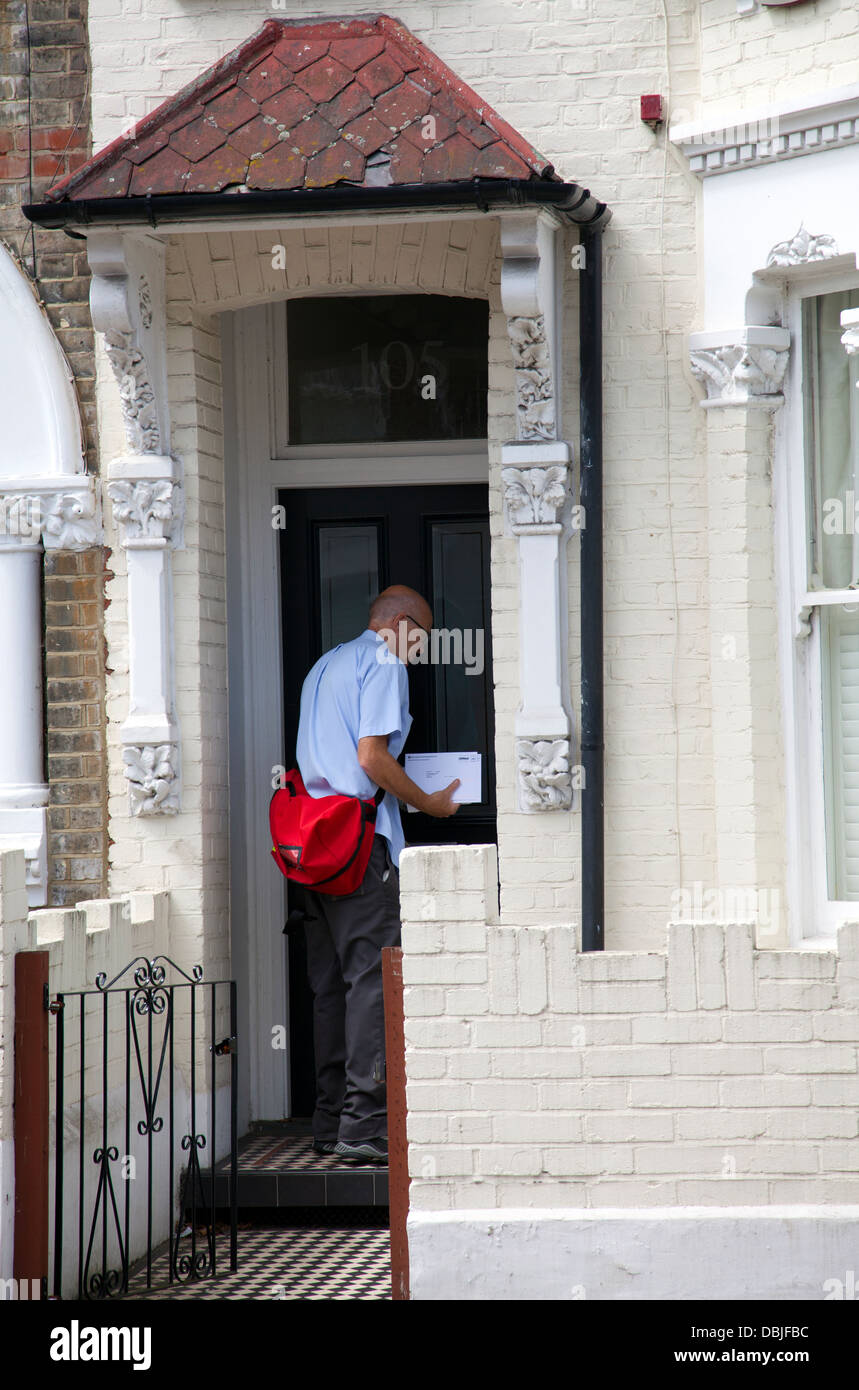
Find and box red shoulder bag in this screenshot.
[269,768,385,896]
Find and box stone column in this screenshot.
[500,209,575,814]
[690,327,790,943]
[0,531,48,902]
[88,231,183,818]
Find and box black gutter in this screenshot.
[23,178,610,230]
[579,226,604,952]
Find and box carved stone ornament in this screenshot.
[138,274,153,329]
[0,480,99,550]
[516,738,573,812]
[501,464,567,530]
[766,225,839,268]
[107,477,181,542]
[105,331,162,455]
[690,341,789,406]
[42,487,100,549]
[507,315,555,441]
[123,744,179,816]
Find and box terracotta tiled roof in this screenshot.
[45,14,560,204]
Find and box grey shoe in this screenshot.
[334,1137,388,1165]
[312,1138,337,1155]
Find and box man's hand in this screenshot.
[424,779,461,818]
[358,737,462,818]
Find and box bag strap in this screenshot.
[285,768,384,806]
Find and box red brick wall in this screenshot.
[1,1,108,903]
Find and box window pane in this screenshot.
[317,524,379,650]
[822,605,859,899]
[803,288,859,589]
[287,294,488,444]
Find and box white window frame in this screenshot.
[779,265,859,940]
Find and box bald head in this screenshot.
[368,585,432,633]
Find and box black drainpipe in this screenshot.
[579,227,604,952]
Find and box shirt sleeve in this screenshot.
[357,645,408,743]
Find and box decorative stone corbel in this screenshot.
[88,231,182,816]
[689,327,790,407]
[500,211,561,443]
[516,738,574,812]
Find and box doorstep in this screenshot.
[195,1121,389,1211]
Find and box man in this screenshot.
[296,584,461,1164]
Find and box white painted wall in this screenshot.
[400,843,859,1295]
[401,845,859,1209]
[408,1206,859,1300]
[86,0,708,948]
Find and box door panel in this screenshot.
[317,524,381,651]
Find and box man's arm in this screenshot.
[358,735,460,818]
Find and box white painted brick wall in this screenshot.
[402,845,859,1211]
[699,0,859,112]
[85,0,859,954]
[86,0,715,948]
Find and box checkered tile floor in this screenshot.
[220,1133,358,1172]
[123,1214,391,1300]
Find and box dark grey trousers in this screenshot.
[301,835,401,1144]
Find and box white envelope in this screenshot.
[404,751,482,810]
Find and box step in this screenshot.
[195,1127,389,1210]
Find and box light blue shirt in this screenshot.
[296,628,413,868]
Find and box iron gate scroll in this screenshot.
[50,955,238,1299]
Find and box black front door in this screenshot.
[279,482,495,1113]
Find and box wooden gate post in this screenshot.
[382,945,409,1300]
[13,951,50,1295]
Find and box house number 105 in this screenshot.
[353,339,443,398]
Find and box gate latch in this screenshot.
[44,985,63,1014]
[212,1036,236,1056]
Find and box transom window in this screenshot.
[285,293,488,445]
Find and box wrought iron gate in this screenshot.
[50,955,238,1298]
